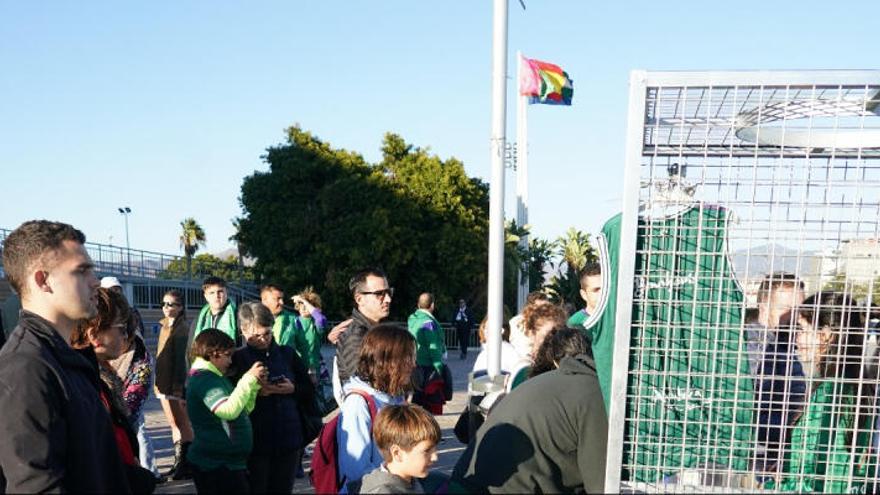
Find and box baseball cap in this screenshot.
[100,276,122,289]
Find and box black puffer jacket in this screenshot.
[232,341,315,456]
[0,310,130,494]
[335,308,377,384]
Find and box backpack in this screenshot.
[310,389,378,494]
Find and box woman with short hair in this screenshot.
[232,301,314,494]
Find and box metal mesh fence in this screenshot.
[604,71,880,493]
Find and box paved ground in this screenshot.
[151,346,478,493]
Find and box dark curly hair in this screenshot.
[530,327,590,378]
[356,324,416,396]
[524,303,567,336]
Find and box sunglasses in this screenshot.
[359,288,394,299]
[162,301,182,308]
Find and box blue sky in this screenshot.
[1,1,876,257]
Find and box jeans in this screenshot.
[133,411,159,476]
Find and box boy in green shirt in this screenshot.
[566,262,602,333]
[190,276,239,345]
[186,329,266,493]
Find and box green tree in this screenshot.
[179,217,206,280]
[160,253,255,282]
[546,228,597,307]
[823,273,880,306]
[236,127,490,319]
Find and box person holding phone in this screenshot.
[232,302,314,494]
[186,329,266,494]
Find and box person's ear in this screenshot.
[34,270,52,294]
[389,444,403,463]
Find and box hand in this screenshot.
[272,377,295,394]
[328,319,352,344]
[292,295,315,312]
[248,361,268,382]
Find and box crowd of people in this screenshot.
[0,219,878,493]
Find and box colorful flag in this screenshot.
[519,55,573,106]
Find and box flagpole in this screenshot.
[515,51,529,313]
[486,0,508,380]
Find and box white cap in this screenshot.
[100,276,122,289]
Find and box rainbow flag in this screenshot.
[519,55,573,106]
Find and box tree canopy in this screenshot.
[236,127,490,319]
[160,253,255,283]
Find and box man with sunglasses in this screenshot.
[333,268,393,400]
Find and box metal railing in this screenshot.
[0,227,254,285]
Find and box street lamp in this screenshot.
[117,207,132,275]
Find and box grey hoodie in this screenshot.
[349,465,425,494]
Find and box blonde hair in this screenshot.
[298,286,322,309]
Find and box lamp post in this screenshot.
[117,207,131,275]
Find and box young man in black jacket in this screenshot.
[0,220,130,493]
[452,353,608,493]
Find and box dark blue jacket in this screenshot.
[232,341,314,456]
[754,328,806,469]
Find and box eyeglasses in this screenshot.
[161,301,181,308]
[359,288,394,299]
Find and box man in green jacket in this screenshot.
[190,276,239,347]
[260,284,297,349]
[407,293,447,414]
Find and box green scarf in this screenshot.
[194,300,238,342]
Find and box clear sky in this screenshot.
[1,1,876,257]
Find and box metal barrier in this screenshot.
[0,227,253,283]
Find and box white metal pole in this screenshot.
[515,51,529,312]
[486,0,509,379]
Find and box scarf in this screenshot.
[195,300,238,341]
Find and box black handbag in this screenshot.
[441,363,454,401]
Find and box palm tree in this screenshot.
[558,227,595,274]
[179,218,206,280]
[229,218,244,285]
[547,228,597,305]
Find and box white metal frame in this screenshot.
[605,70,880,493]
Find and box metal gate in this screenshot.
[602,71,880,493]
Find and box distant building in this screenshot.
[839,239,880,281]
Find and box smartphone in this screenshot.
[269,375,286,384]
